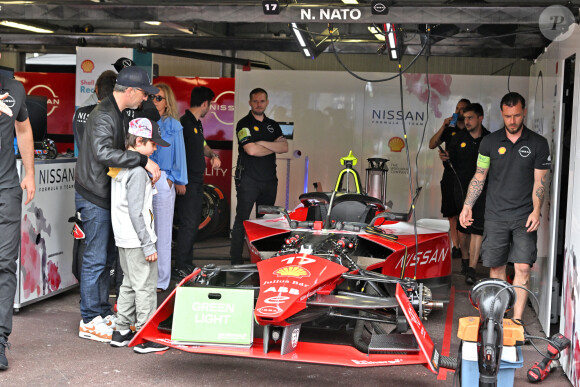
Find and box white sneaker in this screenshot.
[103,314,117,330]
[79,316,113,342]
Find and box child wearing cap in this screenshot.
[108,117,170,354]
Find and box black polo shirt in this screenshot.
[440,125,464,178]
[180,110,206,184]
[447,126,490,191]
[478,126,550,221]
[236,111,283,182]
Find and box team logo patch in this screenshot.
[267,124,274,133]
[194,127,198,134]
[273,266,311,278]
[253,126,259,131]
[518,146,531,157]
[460,142,466,148]
[451,131,456,136]
[498,147,506,155]
[2,94,16,108]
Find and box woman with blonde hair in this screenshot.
[150,83,187,291]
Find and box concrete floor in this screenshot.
[2,236,573,386]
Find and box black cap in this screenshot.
[128,117,170,147]
[112,57,136,72]
[116,66,159,95]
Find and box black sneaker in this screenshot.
[110,330,136,347]
[460,259,469,275]
[133,341,169,354]
[465,267,477,285]
[0,338,10,370]
[452,247,462,259]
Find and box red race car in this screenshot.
[133,188,454,373]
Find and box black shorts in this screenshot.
[440,175,460,217]
[481,218,537,267]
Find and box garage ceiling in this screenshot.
[0,1,578,60]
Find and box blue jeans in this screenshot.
[75,192,116,323]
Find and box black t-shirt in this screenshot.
[180,110,206,184]
[478,126,550,221]
[123,98,161,134]
[0,76,28,189]
[72,103,97,155]
[236,112,283,182]
[447,126,490,190]
[439,125,464,178]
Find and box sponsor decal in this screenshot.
[451,131,456,136]
[388,137,405,152]
[253,125,259,131]
[460,142,466,148]
[264,286,300,295]
[395,248,448,269]
[263,296,290,304]
[518,145,531,157]
[80,59,95,73]
[498,146,506,155]
[266,124,274,133]
[291,327,300,348]
[194,127,198,134]
[351,359,404,365]
[273,266,311,278]
[256,306,283,315]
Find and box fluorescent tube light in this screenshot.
[0,20,53,33]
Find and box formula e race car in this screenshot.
[132,186,454,373]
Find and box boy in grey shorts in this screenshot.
[108,117,170,353]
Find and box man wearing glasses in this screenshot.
[74,66,161,343]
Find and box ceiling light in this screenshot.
[302,48,312,58]
[291,23,307,48]
[384,23,399,60]
[0,20,54,33]
[145,21,162,26]
[368,26,384,41]
[341,0,359,4]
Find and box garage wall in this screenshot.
[231,69,528,229]
[531,28,580,386]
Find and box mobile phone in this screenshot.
[449,113,458,128]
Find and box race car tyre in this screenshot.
[439,355,457,370]
[196,184,230,241]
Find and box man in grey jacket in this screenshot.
[74,66,160,342]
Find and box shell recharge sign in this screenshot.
[15,72,76,136]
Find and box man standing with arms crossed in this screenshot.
[0,57,36,370]
[460,92,550,321]
[230,88,288,265]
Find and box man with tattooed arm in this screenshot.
[459,92,550,321]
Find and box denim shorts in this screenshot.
[481,218,537,267]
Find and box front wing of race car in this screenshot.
[131,270,440,373]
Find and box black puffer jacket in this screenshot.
[75,94,147,209]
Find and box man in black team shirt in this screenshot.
[172,86,221,279]
[446,103,489,284]
[460,92,550,321]
[0,53,36,370]
[230,88,288,265]
[429,98,471,259]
